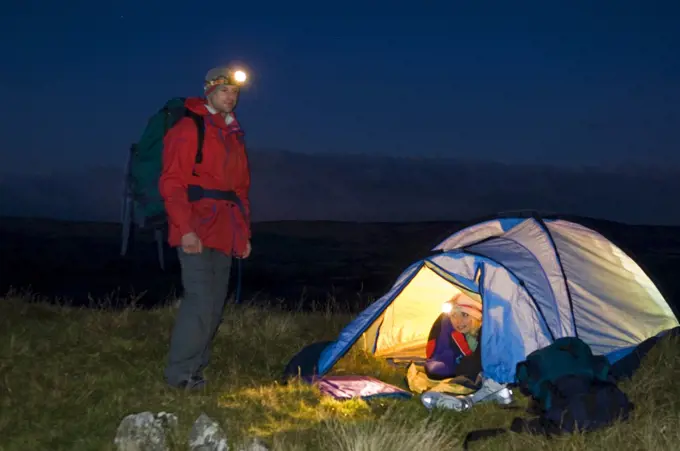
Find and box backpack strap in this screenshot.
[462,415,553,449]
[462,428,508,449]
[187,112,205,165]
[184,111,205,177]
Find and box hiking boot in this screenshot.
[421,391,474,411]
[468,378,513,405]
[421,378,513,411]
[173,375,207,391]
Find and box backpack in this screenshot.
[120,97,205,269]
[462,337,634,449]
[515,336,612,413]
[513,337,633,434]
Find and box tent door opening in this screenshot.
[369,260,484,363]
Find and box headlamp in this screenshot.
[233,70,247,83]
[205,69,248,89]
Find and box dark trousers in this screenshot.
[164,247,232,386]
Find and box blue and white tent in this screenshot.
[316,214,679,384]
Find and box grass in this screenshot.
[1,293,679,451]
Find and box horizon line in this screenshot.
[2,212,679,229]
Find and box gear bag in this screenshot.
[463,337,633,449]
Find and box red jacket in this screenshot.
[159,97,251,257]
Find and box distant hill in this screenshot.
[1,214,679,309]
[2,149,679,225]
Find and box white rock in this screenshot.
[155,411,179,429]
[114,411,178,451]
[188,413,229,451]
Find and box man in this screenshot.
[159,65,252,390]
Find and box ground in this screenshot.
[1,294,679,451]
[2,215,680,449]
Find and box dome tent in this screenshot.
[301,212,679,386]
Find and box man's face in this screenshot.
[208,85,240,114]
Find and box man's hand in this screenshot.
[240,240,252,259]
[181,232,203,254]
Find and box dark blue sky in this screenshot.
[1,1,679,175]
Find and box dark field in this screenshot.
[2,215,680,312]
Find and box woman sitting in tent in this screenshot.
[424,292,483,381]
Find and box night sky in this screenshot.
[1,1,679,174]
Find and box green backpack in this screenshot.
[463,337,630,448]
[120,97,205,268]
[515,336,611,412]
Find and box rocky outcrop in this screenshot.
[114,411,268,451]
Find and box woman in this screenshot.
[424,292,483,381]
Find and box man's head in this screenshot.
[204,66,246,115]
